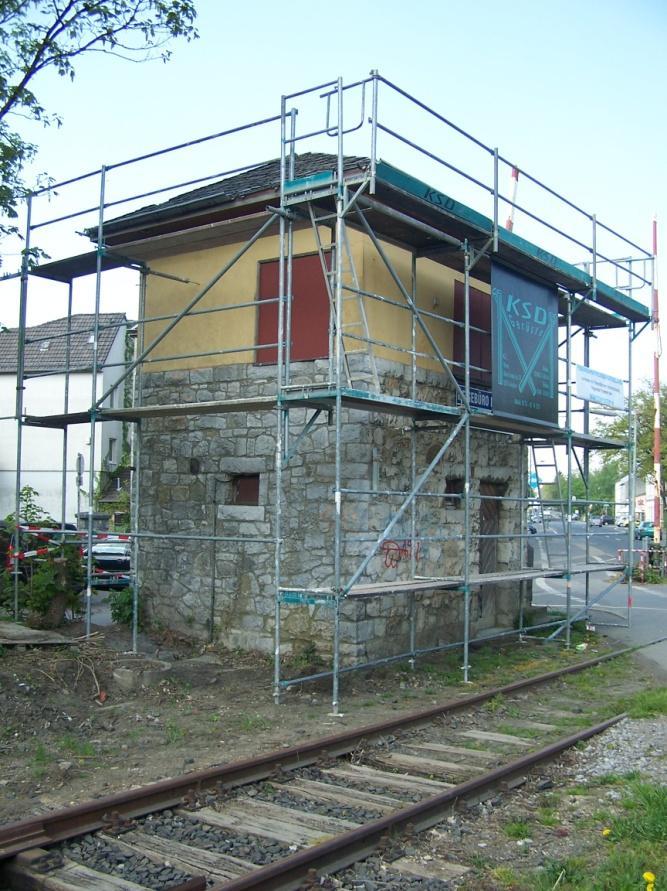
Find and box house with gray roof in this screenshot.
[0,313,127,523]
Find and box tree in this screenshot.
[0,0,198,244]
[539,465,616,512]
[595,383,667,511]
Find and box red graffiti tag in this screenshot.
[380,539,422,569]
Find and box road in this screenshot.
[529,520,667,678]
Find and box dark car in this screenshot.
[635,521,655,542]
[601,515,614,525]
[83,540,131,589]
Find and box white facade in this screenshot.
[0,325,126,524]
[614,474,656,523]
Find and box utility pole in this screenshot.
[652,217,662,543]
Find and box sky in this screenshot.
[1,0,665,389]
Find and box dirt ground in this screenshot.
[0,615,659,838]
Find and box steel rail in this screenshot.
[210,713,626,891]
[0,641,657,862]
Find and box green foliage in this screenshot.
[596,383,667,508]
[0,0,198,244]
[0,545,83,622]
[616,687,667,719]
[536,807,559,827]
[22,546,83,617]
[5,484,53,526]
[57,734,95,757]
[2,487,84,621]
[108,586,139,627]
[164,720,186,745]
[540,463,618,511]
[613,782,667,844]
[633,563,664,584]
[503,818,532,840]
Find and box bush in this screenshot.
[108,587,140,628]
[0,545,83,626]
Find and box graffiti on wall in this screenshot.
[379,538,422,569]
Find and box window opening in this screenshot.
[453,280,491,387]
[232,474,260,506]
[256,253,330,364]
[446,477,464,494]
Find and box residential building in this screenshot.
[0,314,127,523]
[615,474,657,523]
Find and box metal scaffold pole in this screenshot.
[564,294,573,648]
[273,95,288,706]
[409,251,417,669]
[332,77,345,716]
[651,218,662,544]
[59,285,74,535]
[85,166,106,638]
[462,244,472,682]
[627,321,636,626]
[583,328,591,613]
[130,275,145,655]
[13,195,32,620]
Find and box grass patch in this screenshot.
[164,720,187,745]
[616,687,667,719]
[30,742,52,779]
[57,735,95,758]
[504,818,532,840]
[413,632,613,692]
[564,655,632,697]
[468,853,490,869]
[528,857,589,890]
[497,723,543,740]
[483,694,505,714]
[231,714,271,733]
[32,743,50,765]
[612,782,667,844]
[488,865,518,887]
[514,782,667,890]
[536,807,559,827]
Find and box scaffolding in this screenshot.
[5,72,654,713]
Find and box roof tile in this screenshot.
[0,313,127,374]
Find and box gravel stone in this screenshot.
[62,833,193,889]
[141,812,292,865]
[569,717,667,784]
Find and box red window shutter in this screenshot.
[256,254,330,364]
[453,280,491,386]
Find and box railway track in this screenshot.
[0,646,644,890]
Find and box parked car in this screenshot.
[590,516,603,527]
[615,515,629,527]
[83,539,131,589]
[601,515,614,525]
[635,521,655,542]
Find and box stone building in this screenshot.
[93,153,527,660]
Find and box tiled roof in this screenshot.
[0,313,127,374]
[99,152,369,237]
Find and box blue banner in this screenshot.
[491,263,558,424]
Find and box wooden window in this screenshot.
[446,477,464,494]
[232,474,260,506]
[453,280,491,387]
[256,253,330,364]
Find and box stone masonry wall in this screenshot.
[137,357,524,661]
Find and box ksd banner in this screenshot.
[491,263,558,424]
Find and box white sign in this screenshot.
[575,365,625,410]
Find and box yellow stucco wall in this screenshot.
[141,224,489,375]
